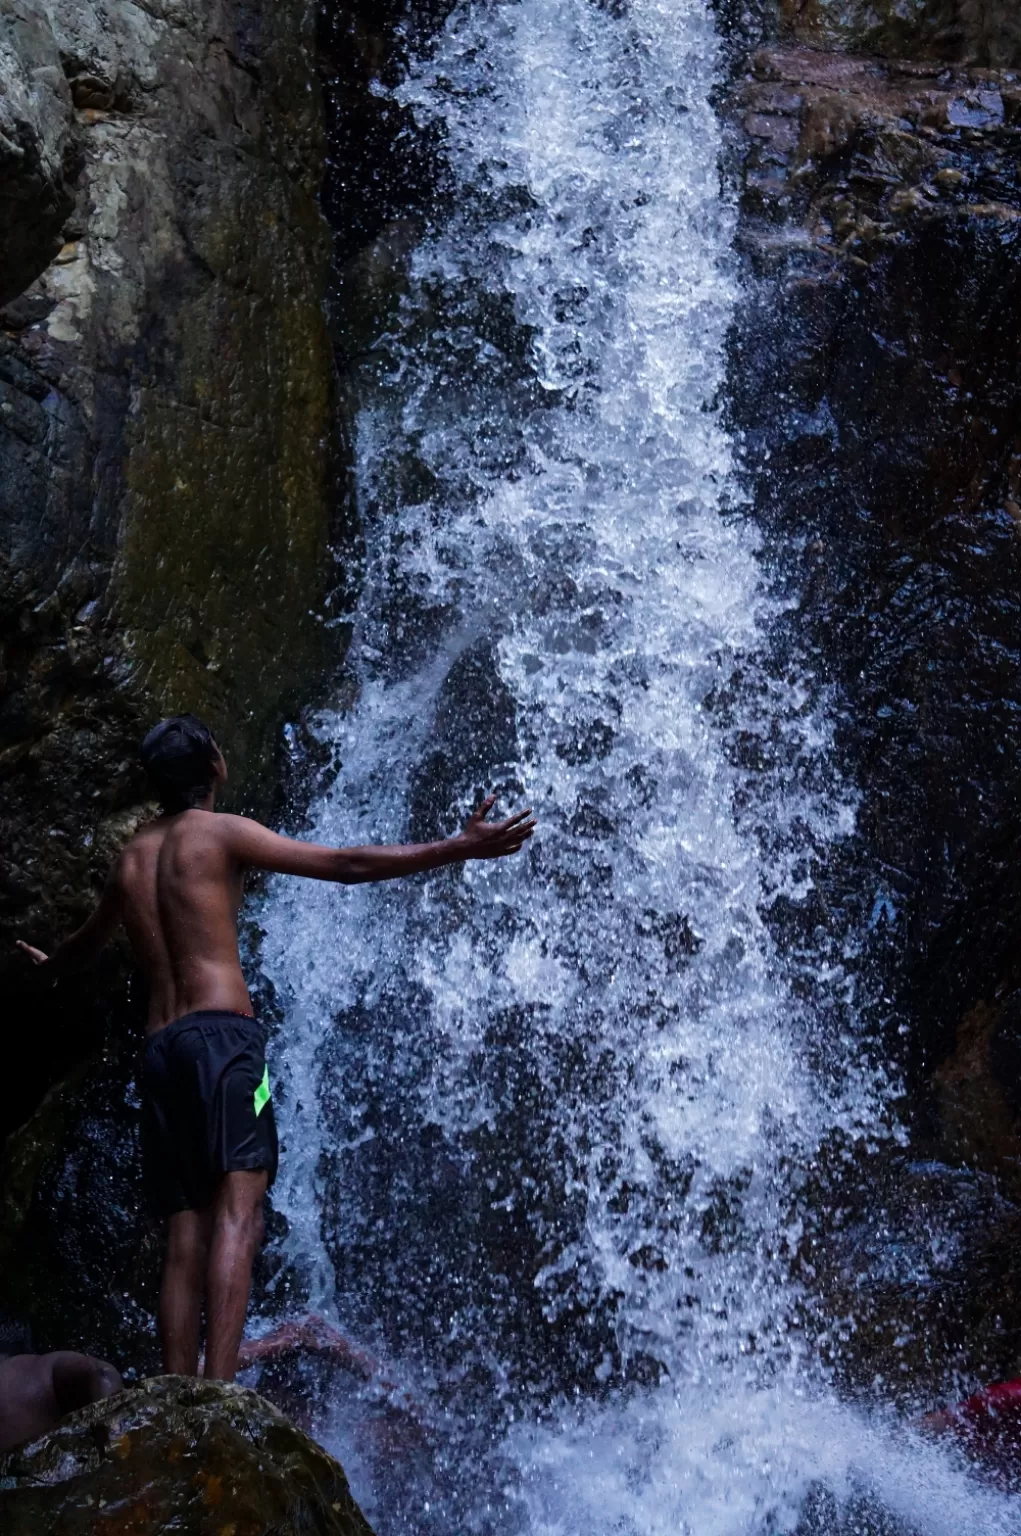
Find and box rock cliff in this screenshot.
[0,1375,375,1536]
[726,0,1021,1392]
[728,8,1021,1158]
[1,0,342,1137]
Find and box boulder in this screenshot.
[0,1375,375,1536]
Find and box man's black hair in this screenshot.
[140,714,219,813]
[0,1312,34,1357]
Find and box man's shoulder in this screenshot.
[211,812,270,839]
[169,810,263,846]
[112,816,166,876]
[200,813,276,861]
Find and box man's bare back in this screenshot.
[113,813,250,1031]
[16,713,536,1380]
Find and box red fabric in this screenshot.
[928,1379,1021,1489]
[953,1379,1021,1428]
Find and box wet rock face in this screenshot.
[734,46,1021,251]
[1,0,342,1137]
[727,32,1021,1388]
[780,0,1021,68]
[318,0,455,268]
[727,44,1021,1107]
[0,1375,375,1536]
[800,1151,1021,1401]
[0,0,77,306]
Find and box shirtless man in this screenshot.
[17,714,535,1383]
[0,1317,122,1453]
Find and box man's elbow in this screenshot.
[331,852,366,885]
[51,940,98,976]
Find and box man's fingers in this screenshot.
[494,825,536,853]
[503,819,536,838]
[16,940,48,965]
[497,808,534,830]
[465,798,537,855]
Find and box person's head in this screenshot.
[0,1313,34,1360]
[140,714,226,814]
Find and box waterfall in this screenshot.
[258,1,1021,1530]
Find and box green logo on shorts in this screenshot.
[254,1065,271,1117]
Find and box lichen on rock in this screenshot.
[0,1375,376,1536]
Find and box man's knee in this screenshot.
[166,1212,210,1269]
[216,1171,268,1246]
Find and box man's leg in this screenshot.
[204,1169,268,1381]
[159,1209,212,1375]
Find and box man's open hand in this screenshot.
[459,794,536,860]
[16,940,49,965]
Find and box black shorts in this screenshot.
[141,1010,278,1219]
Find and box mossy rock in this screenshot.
[0,1376,376,1535]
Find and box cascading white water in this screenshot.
[258,1,1021,1530]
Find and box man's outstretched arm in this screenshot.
[16,873,122,974]
[225,794,536,883]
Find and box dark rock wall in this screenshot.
[0,1040,160,1362]
[726,11,1021,1390]
[318,0,454,253]
[729,30,1021,1158]
[1,0,343,1137]
[0,1,77,305]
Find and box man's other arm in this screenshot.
[16,872,122,974]
[223,795,536,883]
